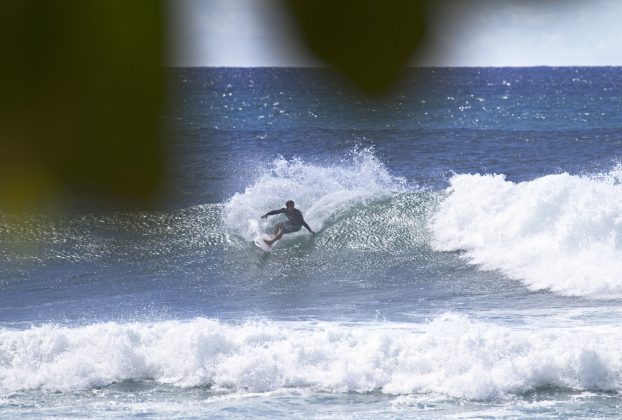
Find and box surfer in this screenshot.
[261,200,315,246]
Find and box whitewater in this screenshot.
[431,169,622,297]
[3,315,622,398]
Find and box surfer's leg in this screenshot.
[274,223,283,235]
[265,224,284,246]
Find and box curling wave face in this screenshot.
[2,315,621,399]
[430,168,622,297]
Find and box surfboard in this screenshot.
[254,234,273,252]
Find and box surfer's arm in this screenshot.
[261,208,285,219]
[301,220,315,235]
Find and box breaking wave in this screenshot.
[2,316,621,399]
[430,169,622,297]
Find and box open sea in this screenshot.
[2,67,622,418]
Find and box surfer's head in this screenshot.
[285,200,295,209]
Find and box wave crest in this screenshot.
[430,171,622,297]
[2,316,621,399]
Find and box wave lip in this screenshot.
[430,171,622,297]
[1,316,622,400]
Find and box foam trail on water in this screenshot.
[430,169,622,297]
[2,316,622,399]
[224,148,408,241]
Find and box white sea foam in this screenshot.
[1,315,622,399]
[223,148,408,241]
[430,170,622,297]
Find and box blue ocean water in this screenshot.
[2,67,622,418]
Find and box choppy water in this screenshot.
[2,67,622,418]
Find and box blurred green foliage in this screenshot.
[0,1,164,211]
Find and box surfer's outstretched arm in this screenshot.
[261,209,285,219]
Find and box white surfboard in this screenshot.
[254,234,273,252]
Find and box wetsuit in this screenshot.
[264,208,312,233]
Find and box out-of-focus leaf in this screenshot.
[0,1,165,211]
[284,0,428,93]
